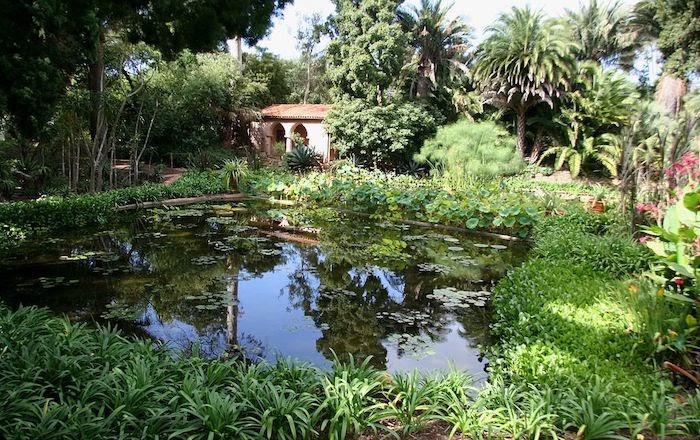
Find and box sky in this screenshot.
[248,0,637,58]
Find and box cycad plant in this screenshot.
[540,62,637,177]
[219,158,249,192]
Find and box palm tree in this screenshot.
[399,0,472,99]
[473,7,577,158]
[566,0,636,68]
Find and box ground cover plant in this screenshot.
[244,165,542,238]
[1,303,698,439]
[0,171,226,251]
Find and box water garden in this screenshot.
[2,0,700,438]
[1,164,699,439]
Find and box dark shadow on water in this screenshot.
[0,203,528,378]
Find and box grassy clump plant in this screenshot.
[1,303,698,439]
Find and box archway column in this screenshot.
[280,122,296,153]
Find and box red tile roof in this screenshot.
[261,104,331,120]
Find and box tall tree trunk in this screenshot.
[529,128,544,164]
[89,29,106,143]
[88,28,106,191]
[303,56,311,104]
[655,73,687,117]
[516,108,527,158]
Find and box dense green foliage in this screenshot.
[242,50,294,107]
[632,0,700,76]
[487,208,700,433]
[325,100,439,167]
[247,166,541,237]
[415,120,525,179]
[0,171,225,251]
[540,62,638,177]
[0,0,290,140]
[143,52,265,162]
[326,0,407,104]
[1,303,698,439]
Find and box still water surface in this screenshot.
[0,203,527,382]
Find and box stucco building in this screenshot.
[250,104,334,162]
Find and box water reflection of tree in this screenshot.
[285,244,464,368]
[102,218,288,349]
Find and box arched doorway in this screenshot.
[272,123,286,144]
[292,124,309,146]
[270,122,286,157]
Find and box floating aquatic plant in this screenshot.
[190,255,226,265]
[134,232,168,239]
[417,263,453,274]
[427,287,491,309]
[376,310,431,326]
[102,302,144,320]
[386,333,436,359]
[37,276,80,289]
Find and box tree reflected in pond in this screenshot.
[0,204,528,374]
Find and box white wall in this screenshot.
[250,119,332,162]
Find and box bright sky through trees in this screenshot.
[252,0,632,55]
[246,0,658,82]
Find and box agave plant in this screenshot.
[219,158,249,192]
[284,146,321,172]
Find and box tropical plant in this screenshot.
[540,133,621,178]
[284,146,321,172]
[416,119,524,179]
[566,0,636,67]
[219,158,249,192]
[642,184,700,301]
[0,159,16,199]
[540,63,637,177]
[399,0,472,99]
[473,6,577,158]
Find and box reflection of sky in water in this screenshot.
[141,304,227,355]
[236,254,331,369]
[0,209,527,377]
[137,244,490,375]
[383,321,488,386]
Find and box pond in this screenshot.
[0,202,528,382]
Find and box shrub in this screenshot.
[0,171,226,251]
[324,99,439,169]
[415,119,525,179]
[219,158,249,191]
